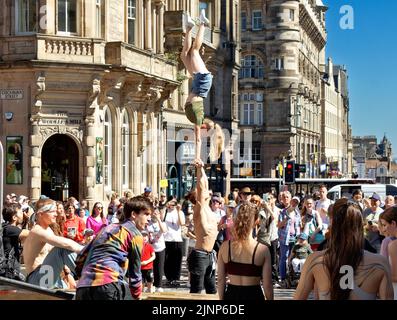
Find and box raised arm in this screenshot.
[195,159,209,205]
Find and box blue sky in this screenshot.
[323,0,397,157]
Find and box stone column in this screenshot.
[144,0,152,50]
[84,116,96,204]
[152,4,157,53]
[156,1,165,54]
[30,119,42,201]
[132,110,139,195]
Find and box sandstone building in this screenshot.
[236,0,327,179]
[0,0,239,206]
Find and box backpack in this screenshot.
[306,213,325,244]
[0,247,25,281]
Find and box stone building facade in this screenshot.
[353,135,394,183]
[0,0,239,206]
[236,0,327,179]
[320,58,352,177]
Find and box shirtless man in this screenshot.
[23,198,83,289]
[185,159,218,294]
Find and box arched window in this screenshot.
[239,55,264,79]
[121,111,130,188]
[104,107,112,189]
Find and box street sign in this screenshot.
[296,164,306,173]
[160,179,168,188]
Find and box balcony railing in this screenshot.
[0,34,105,64]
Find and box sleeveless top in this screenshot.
[225,241,262,277]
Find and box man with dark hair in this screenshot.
[1,204,29,280]
[75,196,153,300]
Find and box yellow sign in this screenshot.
[278,163,283,176]
[160,179,168,188]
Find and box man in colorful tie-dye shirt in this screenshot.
[75,196,152,300]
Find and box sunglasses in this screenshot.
[96,206,103,209]
[243,192,252,196]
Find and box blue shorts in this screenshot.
[191,72,213,98]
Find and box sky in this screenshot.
[323,0,397,158]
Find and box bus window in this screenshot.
[328,191,338,201]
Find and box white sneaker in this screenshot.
[155,287,164,293]
[199,9,210,26]
[184,12,196,30]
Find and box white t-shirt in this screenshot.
[269,206,281,241]
[163,209,184,242]
[212,208,226,223]
[315,198,332,226]
[147,221,166,252]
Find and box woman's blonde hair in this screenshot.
[232,202,259,242]
[204,119,225,162]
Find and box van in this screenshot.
[327,184,397,202]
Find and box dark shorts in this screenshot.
[224,284,264,301]
[75,282,132,300]
[142,269,154,283]
[185,100,204,126]
[191,72,213,98]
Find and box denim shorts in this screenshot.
[191,72,213,98]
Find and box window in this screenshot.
[257,103,263,125]
[289,9,295,21]
[58,0,77,33]
[121,111,129,188]
[17,0,38,33]
[240,92,265,126]
[274,57,284,70]
[236,144,261,177]
[96,0,105,38]
[239,55,264,79]
[104,108,112,189]
[127,0,136,44]
[252,147,261,177]
[241,11,247,31]
[252,11,262,30]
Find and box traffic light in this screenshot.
[285,160,296,184]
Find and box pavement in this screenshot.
[16,257,298,300]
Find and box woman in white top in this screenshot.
[147,207,168,292]
[378,207,397,300]
[163,200,185,286]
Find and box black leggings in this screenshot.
[224,284,264,301]
[164,241,183,281]
[153,249,165,288]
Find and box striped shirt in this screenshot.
[76,220,143,299]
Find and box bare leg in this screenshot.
[190,23,209,74]
[180,27,194,76]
